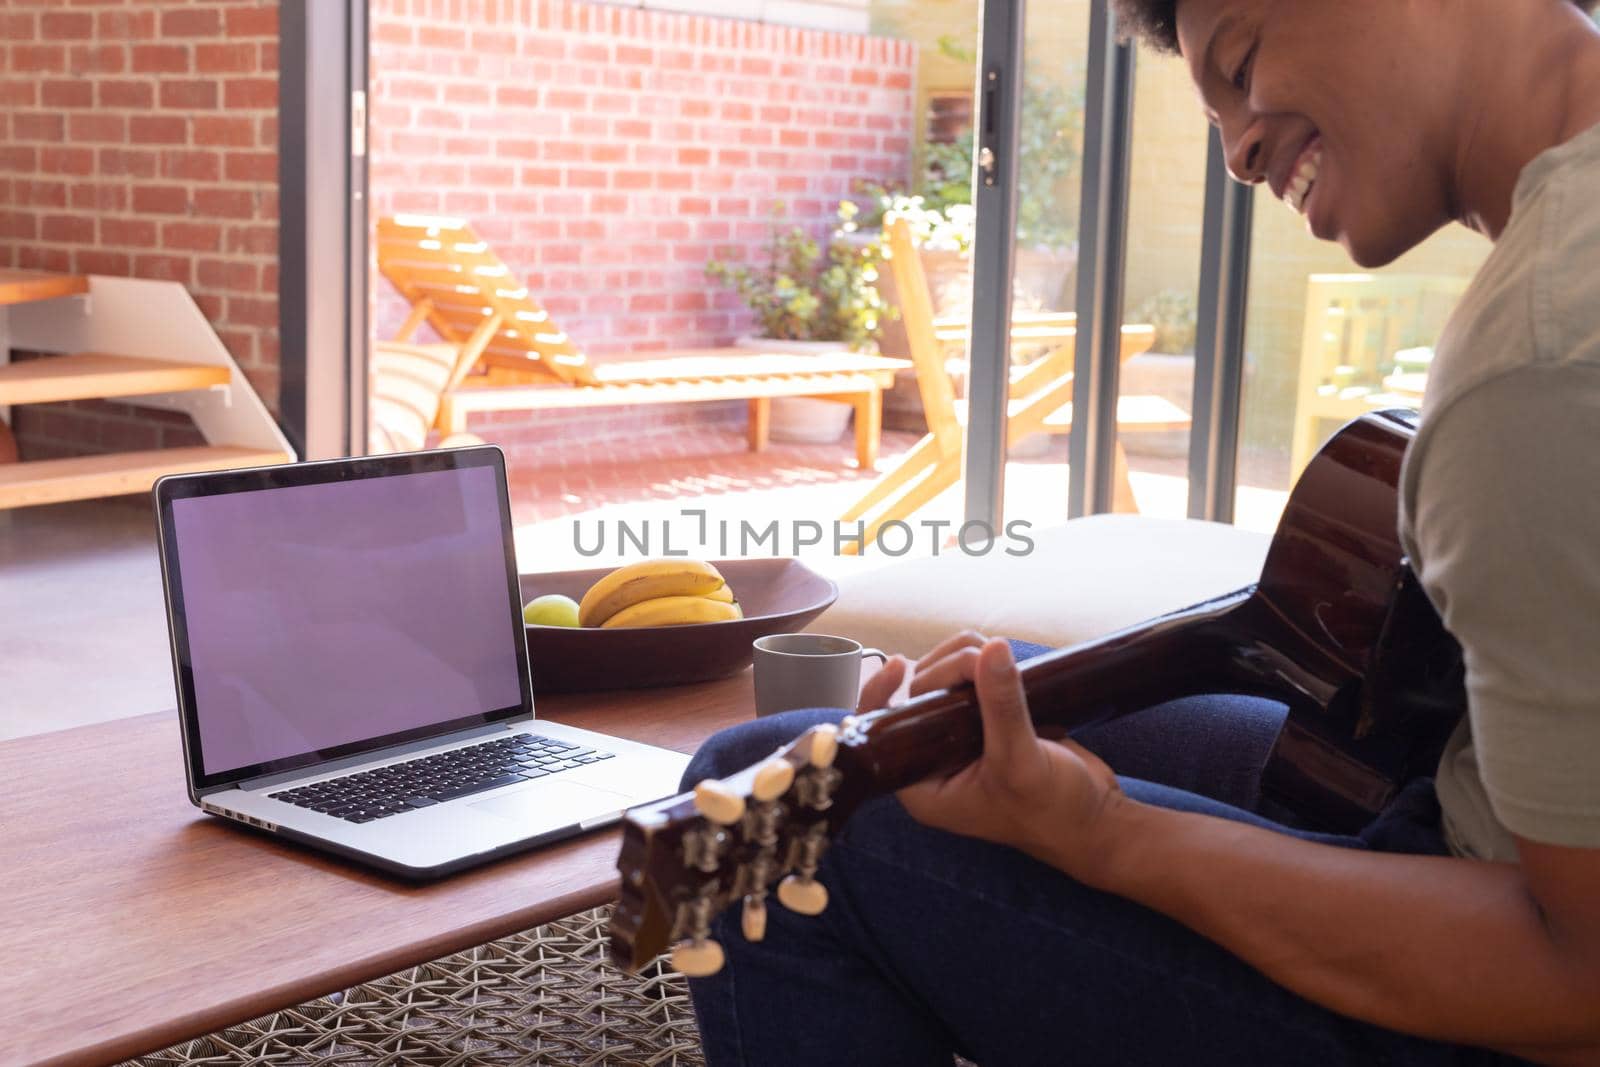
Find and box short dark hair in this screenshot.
[1111,0,1180,54]
[1113,0,1600,55]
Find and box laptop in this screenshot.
[154,445,690,879]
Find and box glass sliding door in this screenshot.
[861,0,1080,557]
[1113,47,1209,519]
[992,0,1093,535]
[862,0,990,556]
[1232,192,1490,531]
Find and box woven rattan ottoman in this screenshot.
[121,906,704,1067]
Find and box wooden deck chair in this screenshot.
[376,216,909,469]
[839,217,1190,552]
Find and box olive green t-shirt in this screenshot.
[1397,119,1600,862]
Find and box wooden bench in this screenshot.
[376,216,909,469]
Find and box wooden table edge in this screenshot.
[36,879,622,1067]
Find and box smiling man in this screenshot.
[679,2,1600,1064]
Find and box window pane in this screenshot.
[1233,190,1491,531]
[860,0,982,555]
[369,2,931,565]
[1117,49,1209,519]
[998,0,1090,534]
[867,0,1090,549]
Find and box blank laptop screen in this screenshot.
[168,463,525,777]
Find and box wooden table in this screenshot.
[0,674,754,1067]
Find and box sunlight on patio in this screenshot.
[507,430,1291,584]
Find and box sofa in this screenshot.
[810,514,1273,657]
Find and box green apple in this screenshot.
[523,593,580,628]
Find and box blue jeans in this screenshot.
[681,641,1523,1067]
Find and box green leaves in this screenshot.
[888,69,1084,249]
[705,202,892,348]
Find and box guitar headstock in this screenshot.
[610,719,864,977]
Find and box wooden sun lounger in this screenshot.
[376,216,909,468]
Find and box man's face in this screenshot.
[1176,0,1455,266]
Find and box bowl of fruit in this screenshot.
[518,557,837,692]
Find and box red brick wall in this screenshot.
[1,2,279,460]
[369,0,916,360]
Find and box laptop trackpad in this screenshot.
[470,779,634,824]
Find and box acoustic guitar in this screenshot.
[610,409,1467,977]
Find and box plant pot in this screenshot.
[736,336,857,444]
[1014,244,1079,312]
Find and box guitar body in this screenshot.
[610,410,1468,973]
[1231,408,1465,829]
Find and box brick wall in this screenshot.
[0,2,279,461]
[369,0,914,441]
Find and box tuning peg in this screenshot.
[751,758,795,802]
[804,724,839,769]
[670,937,726,978]
[693,780,746,825]
[777,873,829,916]
[741,895,768,941]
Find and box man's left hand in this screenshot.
[856,632,1128,886]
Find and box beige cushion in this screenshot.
[809,515,1271,657]
[368,341,461,454]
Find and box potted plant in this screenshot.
[706,202,891,442]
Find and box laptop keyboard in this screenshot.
[267,734,615,823]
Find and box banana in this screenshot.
[601,595,744,629]
[578,559,726,628]
[704,584,735,604]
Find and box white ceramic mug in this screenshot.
[752,633,888,717]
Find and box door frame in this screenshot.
[277,0,369,460]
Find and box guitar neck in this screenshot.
[835,586,1345,799]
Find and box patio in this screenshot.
[498,424,1293,557]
